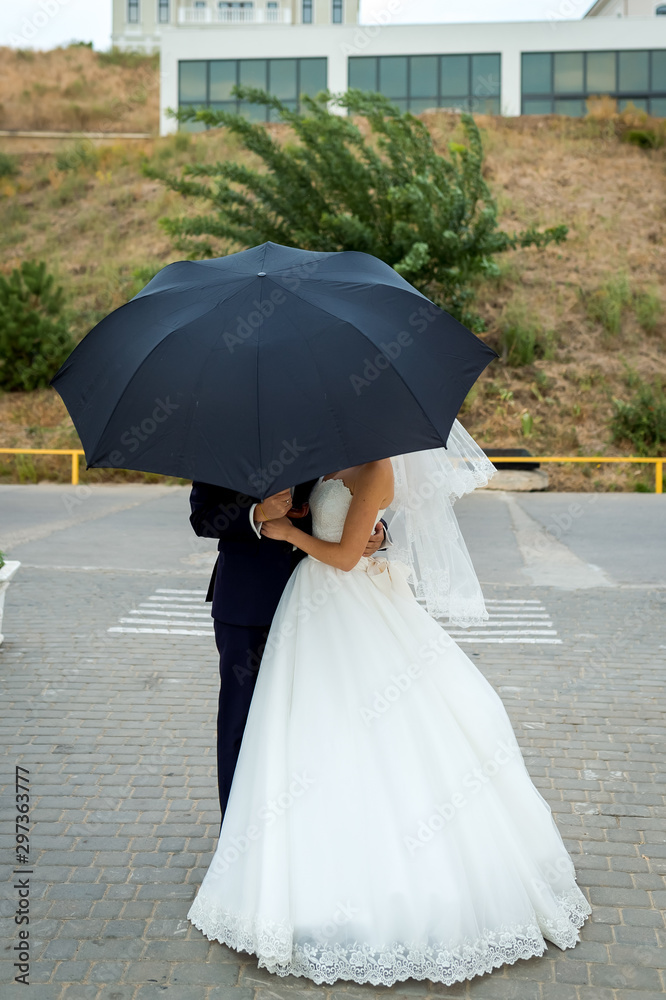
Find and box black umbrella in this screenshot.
[51,241,497,498]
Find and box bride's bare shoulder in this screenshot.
[358,459,394,491]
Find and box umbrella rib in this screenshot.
[88,284,256,462]
[272,283,449,443]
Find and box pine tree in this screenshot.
[0,261,74,391]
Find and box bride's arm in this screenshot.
[261,463,393,572]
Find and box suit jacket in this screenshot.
[189,480,319,627]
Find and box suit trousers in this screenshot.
[213,618,270,822]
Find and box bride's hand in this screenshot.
[260,516,295,542]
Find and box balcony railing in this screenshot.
[178,5,292,23]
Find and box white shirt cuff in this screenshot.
[249,503,262,539]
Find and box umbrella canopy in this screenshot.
[51,241,497,498]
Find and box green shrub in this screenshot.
[0,550,5,569]
[0,261,75,391]
[583,274,663,339]
[498,298,556,366]
[0,152,19,178]
[610,378,666,456]
[56,141,99,173]
[622,128,664,150]
[583,272,632,337]
[634,287,662,333]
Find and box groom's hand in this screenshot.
[253,489,293,523]
[363,522,385,557]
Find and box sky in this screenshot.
[0,0,592,51]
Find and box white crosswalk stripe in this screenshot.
[437,599,562,644]
[109,590,561,644]
[109,588,212,636]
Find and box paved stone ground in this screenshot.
[1,488,665,999]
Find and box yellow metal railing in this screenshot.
[490,455,664,494]
[0,448,85,486]
[0,448,664,492]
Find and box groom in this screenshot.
[190,478,387,820]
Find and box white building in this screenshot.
[112,0,360,51]
[584,0,666,16]
[109,2,666,134]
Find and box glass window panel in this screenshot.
[239,100,268,121]
[209,60,236,101]
[348,57,376,91]
[554,98,585,116]
[378,56,408,97]
[410,56,438,98]
[619,96,648,111]
[299,57,327,96]
[302,0,312,21]
[239,59,267,90]
[440,54,469,97]
[179,62,207,102]
[554,52,583,93]
[471,54,500,100]
[269,58,297,99]
[523,98,553,114]
[178,105,208,131]
[650,96,666,116]
[332,0,342,22]
[651,51,666,91]
[522,53,551,95]
[409,97,438,114]
[586,51,616,94]
[389,97,408,111]
[619,51,649,92]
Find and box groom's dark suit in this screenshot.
[189,479,318,819]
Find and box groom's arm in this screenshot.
[189,481,259,542]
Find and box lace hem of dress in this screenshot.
[187,884,592,987]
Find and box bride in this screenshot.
[187,423,592,987]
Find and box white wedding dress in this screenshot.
[188,476,592,986]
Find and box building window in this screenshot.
[657,4,666,12]
[332,0,342,22]
[302,0,312,22]
[158,0,169,21]
[348,53,501,115]
[218,0,253,19]
[127,0,140,22]
[521,50,666,117]
[178,57,328,128]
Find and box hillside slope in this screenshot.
[0,54,664,490]
[0,45,159,133]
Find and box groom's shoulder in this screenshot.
[190,480,258,506]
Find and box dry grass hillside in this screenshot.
[0,45,159,133]
[0,51,665,490]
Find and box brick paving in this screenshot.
[1,564,665,999]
